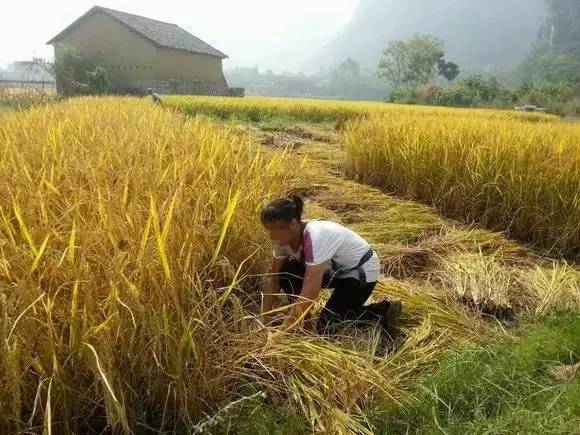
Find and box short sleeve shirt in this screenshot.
[273,220,380,282]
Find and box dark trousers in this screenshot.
[278,259,386,334]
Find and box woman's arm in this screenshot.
[261,257,287,316]
[282,263,327,331]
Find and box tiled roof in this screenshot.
[48,6,228,59]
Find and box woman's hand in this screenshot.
[281,263,326,331]
[266,310,287,327]
[261,257,287,316]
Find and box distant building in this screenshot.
[47,6,234,95]
[2,61,53,82]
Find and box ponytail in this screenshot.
[260,194,304,224]
[290,194,304,221]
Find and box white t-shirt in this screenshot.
[273,220,380,283]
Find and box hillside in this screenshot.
[304,0,547,73]
[540,0,580,54]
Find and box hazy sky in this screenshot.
[1,0,358,72]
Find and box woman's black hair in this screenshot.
[260,195,304,224]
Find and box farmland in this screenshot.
[165,95,558,125]
[0,95,578,433]
[345,112,580,258]
[0,88,58,112]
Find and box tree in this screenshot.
[32,45,109,96]
[377,40,410,89]
[378,33,459,88]
[535,53,580,82]
[457,75,505,102]
[332,57,361,80]
[519,49,580,83]
[437,59,460,82]
[53,45,99,95]
[405,34,445,86]
[87,66,108,94]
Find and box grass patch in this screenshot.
[375,313,580,434]
[255,117,301,132]
[223,401,309,435]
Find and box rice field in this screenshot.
[345,112,580,259]
[167,95,578,258]
[1,96,578,433]
[0,87,58,111]
[165,95,558,124]
[0,98,472,433]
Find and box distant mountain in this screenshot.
[304,0,547,73]
[540,0,580,55]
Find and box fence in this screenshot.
[0,78,244,97]
[0,79,57,90]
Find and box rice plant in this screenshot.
[0,97,292,432]
[345,113,580,258]
[0,87,58,110]
[165,95,558,125]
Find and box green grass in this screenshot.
[373,313,580,434]
[255,117,308,132]
[223,402,309,435]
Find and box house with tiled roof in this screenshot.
[47,6,233,94]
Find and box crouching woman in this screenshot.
[260,195,401,334]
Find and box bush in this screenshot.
[562,97,580,117]
[389,86,417,104]
[430,85,474,107]
[390,76,580,115]
[86,66,108,95]
[391,75,520,108]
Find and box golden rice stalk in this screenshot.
[149,194,172,281]
[43,377,52,435]
[211,189,240,264]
